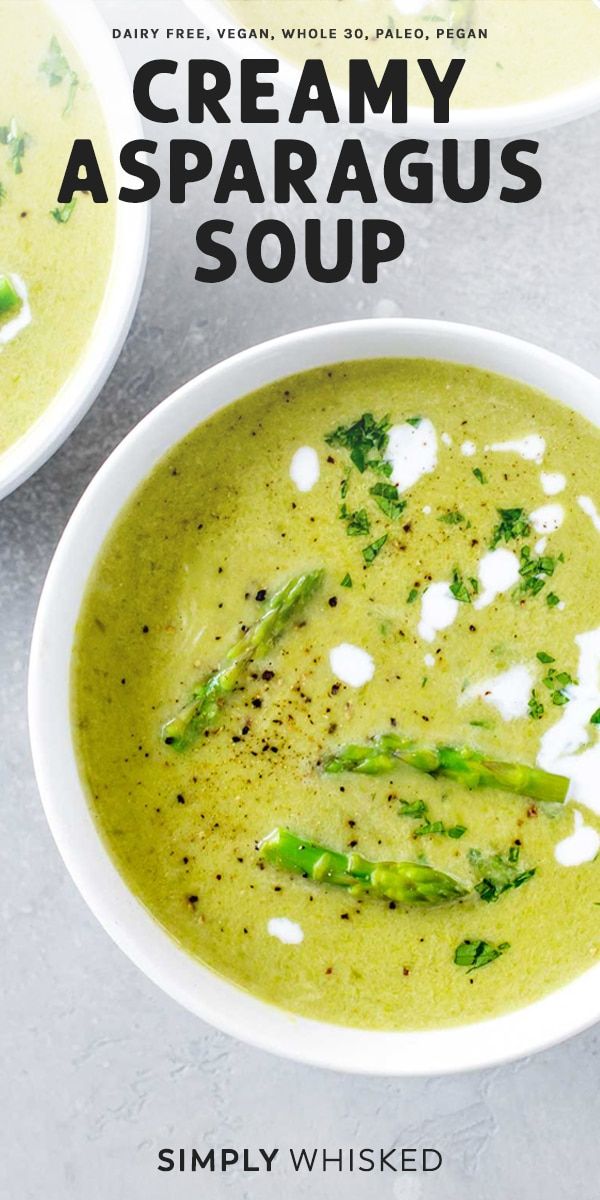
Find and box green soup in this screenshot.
[0,1,114,455]
[73,358,600,1030]
[224,0,600,111]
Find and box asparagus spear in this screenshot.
[323,733,568,805]
[162,569,324,751]
[259,827,469,906]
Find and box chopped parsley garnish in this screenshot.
[490,507,531,549]
[541,665,575,707]
[468,847,536,903]
[398,798,427,819]
[406,587,419,604]
[340,474,350,499]
[50,198,76,224]
[370,459,393,478]
[591,708,600,726]
[546,592,560,608]
[414,819,446,837]
[399,798,465,839]
[362,534,387,565]
[405,416,422,427]
[369,481,406,520]
[450,567,478,603]
[340,505,370,537]
[472,467,486,485]
[528,689,545,720]
[454,938,510,972]
[536,651,555,664]
[340,573,352,589]
[325,412,390,473]
[514,545,561,601]
[439,510,466,525]
[39,36,79,116]
[448,825,467,839]
[0,118,30,175]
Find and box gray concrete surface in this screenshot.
[2,3,600,1196]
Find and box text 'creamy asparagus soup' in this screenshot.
[72,358,600,1030]
[0,1,114,456]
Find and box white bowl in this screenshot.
[0,0,149,500]
[190,0,600,139]
[29,319,600,1075]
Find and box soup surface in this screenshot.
[73,358,600,1029]
[0,0,114,455]
[224,0,600,111]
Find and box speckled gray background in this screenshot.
[2,3,600,1196]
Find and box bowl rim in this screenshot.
[29,317,600,1075]
[0,0,149,501]
[189,0,600,140]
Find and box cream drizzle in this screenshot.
[554,809,600,868]
[329,643,374,688]
[474,548,520,610]
[540,471,566,496]
[417,582,459,643]
[578,495,600,534]
[529,503,564,534]
[464,664,534,721]
[289,446,320,493]
[538,628,600,815]
[486,434,546,464]
[267,918,304,945]
[385,418,437,493]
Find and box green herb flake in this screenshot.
[546,592,561,608]
[528,690,545,721]
[447,825,467,839]
[39,36,79,116]
[454,938,510,972]
[590,708,600,726]
[340,506,370,537]
[362,534,388,566]
[514,546,562,602]
[407,587,419,605]
[469,847,536,904]
[340,573,352,589]
[325,412,390,474]
[405,416,422,427]
[536,651,555,664]
[50,198,76,224]
[490,507,531,549]
[369,481,406,520]
[414,819,446,838]
[450,567,476,604]
[0,118,30,175]
[439,510,466,526]
[472,467,486,485]
[398,798,428,819]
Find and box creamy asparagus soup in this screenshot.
[0,1,114,455]
[224,0,600,111]
[73,358,600,1030]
